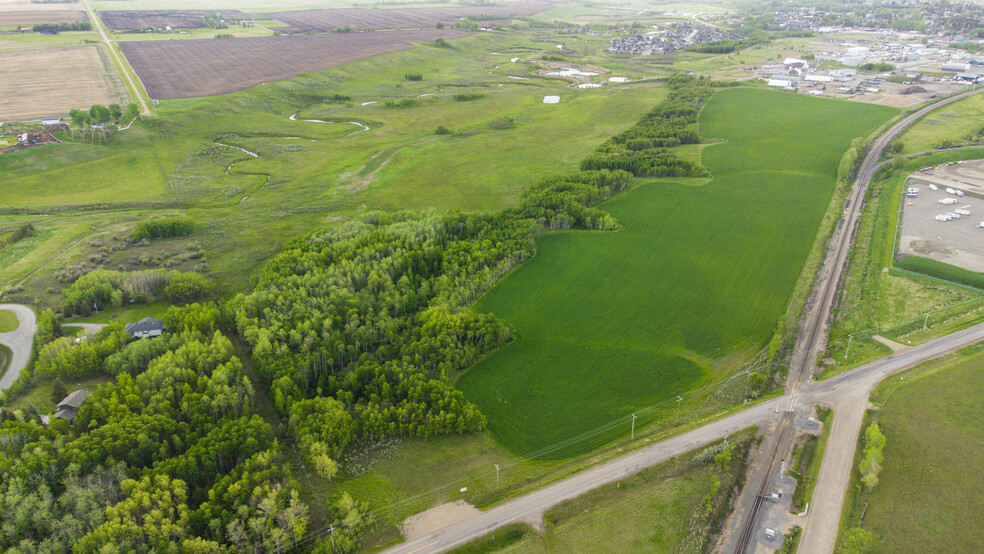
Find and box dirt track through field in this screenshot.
[120,29,473,99]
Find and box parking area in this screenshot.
[899,163,984,272]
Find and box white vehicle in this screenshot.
[947,212,961,219]
[961,205,972,210]
[939,198,957,205]
[946,187,957,195]
[929,184,938,191]
[955,209,970,215]
[956,190,965,197]
[936,214,952,221]
[977,221,984,228]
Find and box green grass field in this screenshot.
[899,93,984,154]
[0,310,18,332]
[458,88,896,455]
[841,345,984,552]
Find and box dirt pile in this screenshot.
[900,86,928,95]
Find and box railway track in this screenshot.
[731,87,984,553]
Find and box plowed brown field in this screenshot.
[120,29,473,99]
[267,2,553,33]
[0,10,86,26]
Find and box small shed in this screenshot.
[125,316,166,339]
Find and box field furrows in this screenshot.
[98,3,552,32]
[0,10,86,26]
[119,29,473,99]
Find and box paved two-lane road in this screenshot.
[0,304,37,391]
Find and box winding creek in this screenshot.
[214,111,374,204]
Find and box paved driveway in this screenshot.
[0,304,37,391]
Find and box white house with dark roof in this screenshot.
[125,316,166,339]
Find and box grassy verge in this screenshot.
[448,524,537,554]
[0,343,11,380]
[837,342,984,552]
[460,429,755,553]
[0,309,19,332]
[789,405,832,513]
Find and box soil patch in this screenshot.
[400,500,480,541]
[900,86,927,95]
[909,239,953,256]
[120,29,473,99]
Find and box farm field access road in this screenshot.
[0,305,37,392]
[381,320,984,554]
[81,0,150,115]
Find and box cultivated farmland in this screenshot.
[99,9,244,31]
[0,45,127,121]
[120,29,473,99]
[0,10,86,26]
[264,3,553,33]
[458,88,896,455]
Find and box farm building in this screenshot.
[41,118,60,126]
[125,316,166,338]
[783,57,809,69]
[768,78,794,87]
[941,63,971,72]
[804,75,833,83]
[42,389,91,425]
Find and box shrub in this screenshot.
[487,116,514,130]
[435,125,452,135]
[133,217,194,241]
[404,72,423,81]
[452,93,484,102]
[384,98,420,109]
[165,272,215,303]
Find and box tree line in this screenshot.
[581,73,713,177]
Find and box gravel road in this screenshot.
[0,304,37,391]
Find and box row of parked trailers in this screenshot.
[908,184,965,198]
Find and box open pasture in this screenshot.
[264,2,552,33]
[457,88,896,455]
[0,44,127,121]
[120,29,472,99]
[0,10,86,26]
[848,347,984,552]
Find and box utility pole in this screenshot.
[631,413,637,440]
[327,523,336,552]
[676,395,683,416]
[844,334,853,360]
[495,464,500,490]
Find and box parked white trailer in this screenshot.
[955,209,970,215]
[956,190,965,197]
[929,184,938,191]
[946,187,957,195]
[940,198,957,205]
[977,221,984,228]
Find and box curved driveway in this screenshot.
[0,304,37,391]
